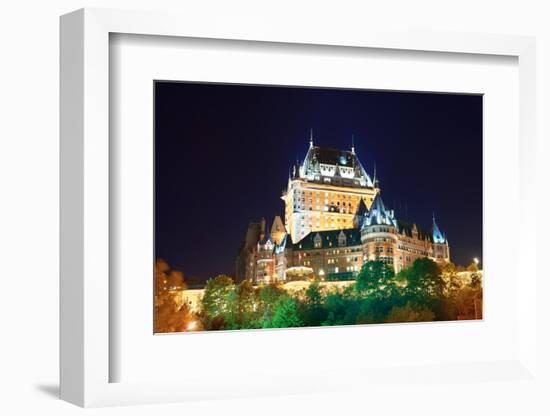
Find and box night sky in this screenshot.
[155,82,482,283]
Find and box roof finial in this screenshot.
[309,128,314,148]
[433,211,436,222]
[351,134,355,154]
[373,161,377,187]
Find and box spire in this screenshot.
[373,162,378,188]
[355,198,368,216]
[432,213,447,244]
[363,193,397,228]
[351,134,355,154]
[353,198,369,229]
[309,128,314,148]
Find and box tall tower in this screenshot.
[282,134,378,243]
[360,193,399,272]
[431,214,450,263]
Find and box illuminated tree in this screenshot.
[467,261,479,272]
[236,280,262,329]
[440,261,462,297]
[201,274,238,330]
[451,286,483,320]
[400,258,444,302]
[154,259,195,333]
[385,302,435,323]
[267,296,303,328]
[355,260,396,297]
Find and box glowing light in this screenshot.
[473,257,479,265]
[187,321,198,331]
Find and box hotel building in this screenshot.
[235,134,450,284]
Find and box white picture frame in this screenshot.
[60,7,538,408]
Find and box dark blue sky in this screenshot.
[155,82,482,281]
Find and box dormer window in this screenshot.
[338,231,347,247]
[313,233,322,249]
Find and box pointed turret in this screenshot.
[412,223,419,239]
[258,224,274,252]
[353,198,369,229]
[363,193,398,228]
[432,214,447,244]
[271,215,286,245]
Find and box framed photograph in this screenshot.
[60,8,538,408]
[154,81,482,335]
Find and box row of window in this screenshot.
[293,190,369,201]
[397,245,429,256]
[294,205,353,214]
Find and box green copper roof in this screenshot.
[292,228,361,251]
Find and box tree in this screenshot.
[154,259,195,333]
[322,289,348,326]
[301,281,327,326]
[305,281,323,305]
[440,262,462,297]
[470,272,482,289]
[452,286,483,320]
[467,261,479,272]
[257,283,287,326]
[355,260,395,297]
[201,275,238,330]
[155,259,186,292]
[401,258,444,303]
[236,280,262,329]
[267,296,303,328]
[385,302,435,323]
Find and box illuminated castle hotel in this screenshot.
[235,133,450,284]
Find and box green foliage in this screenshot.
[300,281,327,326]
[258,284,286,306]
[398,258,444,304]
[267,296,303,328]
[322,289,350,326]
[355,260,396,297]
[305,281,323,305]
[195,257,481,330]
[252,284,286,328]
[201,275,238,329]
[236,280,262,329]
